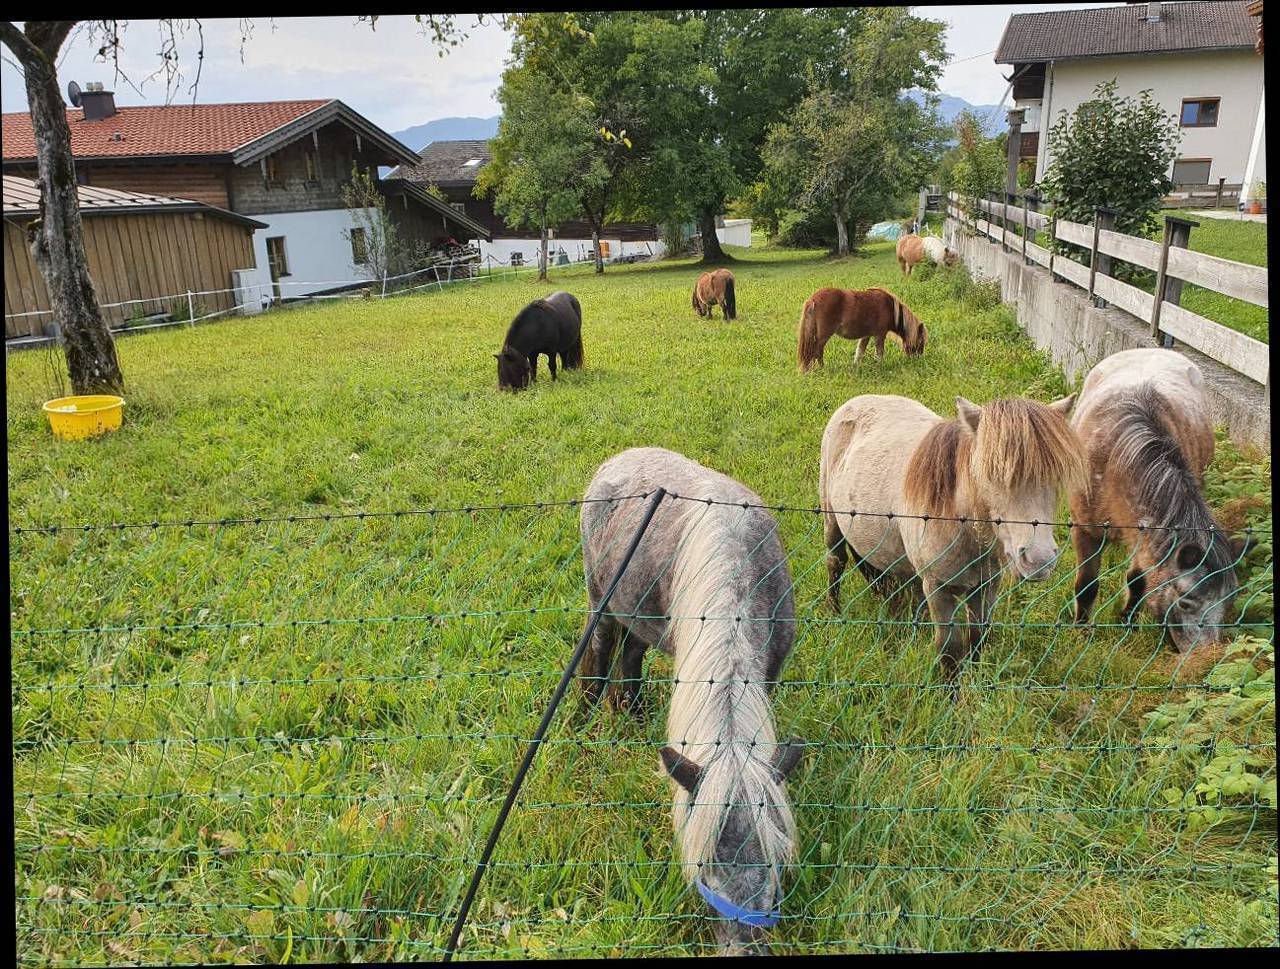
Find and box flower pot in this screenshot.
[1248,199,1263,215]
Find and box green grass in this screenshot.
[8,242,1275,963]
[1151,210,1269,343]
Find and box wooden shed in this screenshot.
[4,175,265,339]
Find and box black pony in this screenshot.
[495,291,584,391]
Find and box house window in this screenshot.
[450,201,467,213]
[265,236,290,279]
[350,227,368,265]
[463,159,482,167]
[304,150,319,182]
[1180,98,1220,127]
[1172,158,1213,184]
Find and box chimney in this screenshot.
[1146,2,1162,22]
[79,82,118,121]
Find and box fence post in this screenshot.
[381,271,388,298]
[1215,177,1226,209]
[1088,207,1117,307]
[1149,214,1197,347]
[186,290,194,325]
[442,487,669,962]
[1021,192,1031,264]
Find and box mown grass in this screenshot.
[8,242,1275,964]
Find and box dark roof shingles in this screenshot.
[996,1,1256,63]
[389,140,491,186]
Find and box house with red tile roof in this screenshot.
[3,88,490,299]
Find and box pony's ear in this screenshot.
[1229,534,1258,562]
[955,397,982,432]
[1176,543,1206,571]
[1048,393,1077,417]
[660,746,703,793]
[770,737,805,782]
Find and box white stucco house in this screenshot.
[996,1,1266,205]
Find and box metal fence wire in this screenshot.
[10,492,1277,963]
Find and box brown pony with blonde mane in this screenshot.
[692,269,737,320]
[820,393,1084,678]
[797,287,926,372]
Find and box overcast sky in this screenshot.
[2,6,1117,132]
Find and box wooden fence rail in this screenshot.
[947,193,1269,387]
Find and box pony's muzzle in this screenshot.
[1015,545,1059,580]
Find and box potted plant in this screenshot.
[1248,180,1265,215]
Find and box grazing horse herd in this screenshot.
[489,254,1253,954]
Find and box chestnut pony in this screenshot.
[896,234,957,276]
[797,287,926,372]
[692,269,737,320]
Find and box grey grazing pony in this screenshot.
[580,447,803,956]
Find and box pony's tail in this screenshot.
[692,285,700,315]
[723,276,736,321]
[565,336,585,369]
[797,299,818,372]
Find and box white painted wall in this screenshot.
[249,207,380,299]
[477,237,665,267]
[717,219,753,248]
[1031,50,1265,185]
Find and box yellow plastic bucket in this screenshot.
[43,395,125,441]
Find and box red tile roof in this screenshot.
[1,99,333,162]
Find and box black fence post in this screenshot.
[1150,215,1197,348]
[442,487,669,962]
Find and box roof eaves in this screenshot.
[232,100,420,168]
[384,180,492,241]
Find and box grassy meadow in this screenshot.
[8,242,1276,963]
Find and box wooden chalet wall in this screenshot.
[4,210,257,338]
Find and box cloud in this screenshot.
[2,16,510,129]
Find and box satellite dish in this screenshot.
[67,81,82,107]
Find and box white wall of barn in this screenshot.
[247,207,379,299]
[1034,50,1265,188]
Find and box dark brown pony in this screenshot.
[692,269,736,320]
[797,287,926,372]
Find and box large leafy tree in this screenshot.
[945,110,1008,225]
[1039,80,1181,237]
[756,8,949,255]
[494,9,863,265]
[476,70,610,281]
[0,16,501,394]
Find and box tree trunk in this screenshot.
[698,209,727,263]
[538,214,549,282]
[834,204,850,257]
[591,225,604,275]
[4,21,124,395]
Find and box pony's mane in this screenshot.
[504,300,551,342]
[969,398,1086,496]
[902,419,970,516]
[902,399,1085,516]
[665,512,795,883]
[1111,386,1230,562]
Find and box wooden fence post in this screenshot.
[1021,192,1031,264]
[1215,177,1226,209]
[1088,207,1117,307]
[1150,214,1197,347]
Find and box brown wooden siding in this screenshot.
[81,162,231,208]
[229,122,393,216]
[440,186,659,241]
[1019,132,1039,159]
[5,212,257,338]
